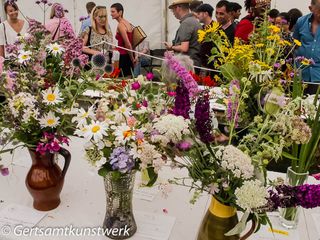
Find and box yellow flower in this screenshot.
[301,59,310,65]
[294,39,302,47]
[205,21,221,34]
[267,35,280,41]
[198,29,206,43]
[268,25,281,34]
[266,48,275,56]
[283,40,292,46]
[256,43,265,48]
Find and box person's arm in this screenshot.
[0,45,4,58]
[81,29,100,56]
[0,24,5,58]
[118,23,135,63]
[292,18,301,40]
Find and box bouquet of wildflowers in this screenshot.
[154,49,319,235]
[74,76,175,185]
[0,19,97,168]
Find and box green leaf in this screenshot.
[282,151,299,161]
[144,167,158,187]
[219,63,243,81]
[98,167,108,177]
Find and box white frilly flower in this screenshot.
[235,180,268,210]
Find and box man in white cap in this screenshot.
[164,0,201,69]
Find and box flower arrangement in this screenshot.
[74,76,175,185]
[0,19,97,170]
[155,41,319,236]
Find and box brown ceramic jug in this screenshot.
[25,148,71,211]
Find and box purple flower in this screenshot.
[109,147,135,173]
[142,100,148,107]
[173,81,191,119]
[0,167,9,176]
[131,81,141,90]
[274,63,281,68]
[195,92,214,143]
[267,184,320,210]
[164,52,199,98]
[146,72,154,81]
[79,16,89,22]
[176,140,192,151]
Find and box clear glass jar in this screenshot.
[279,167,309,229]
[103,171,137,239]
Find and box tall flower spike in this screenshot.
[164,51,199,98]
[195,92,214,143]
[172,81,191,119]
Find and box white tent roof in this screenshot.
[1,0,311,50]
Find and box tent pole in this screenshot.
[164,0,168,42]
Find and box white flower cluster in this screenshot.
[152,114,190,146]
[235,180,268,210]
[130,142,164,173]
[217,145,254,179]
[8,92,37,118]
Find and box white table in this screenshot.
[0,137,319,240]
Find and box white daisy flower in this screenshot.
[83,121,108,142]
[113,124,135,144]
[117,105,131,117]
[39,111,60,128]
[18,50,32,64]
[75,126,89,138]
[42,87,63,105]
[46,43,65,56]
[72,108,95,127]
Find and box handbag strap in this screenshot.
[52,18,61,40]
[2,23,8,45]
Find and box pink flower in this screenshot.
[167,91,176,97]
[131,81,141,90]
[313,173,320,181]
[127,116,137,128]
[0,167,9,176]
[146,72,154,81]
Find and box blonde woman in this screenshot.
[45,3,75,41]
[81,6,113,58]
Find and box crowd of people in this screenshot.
[0,0,319,82]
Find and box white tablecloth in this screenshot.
[0,137,319,240]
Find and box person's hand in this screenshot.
[164,42,173,50]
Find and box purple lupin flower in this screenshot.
[172,81,191,119]
[195,92,214,143]
[164,51,199,98]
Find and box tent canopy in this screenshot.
[1,0,311,50]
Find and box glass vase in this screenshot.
[279,167,309,229]
[103,171,137,239]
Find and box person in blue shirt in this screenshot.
[293,0,320,83]
[80,2,96,33]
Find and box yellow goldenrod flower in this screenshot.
[268,25,281,34]
[293,39,302,46]
[266,48,275,56]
